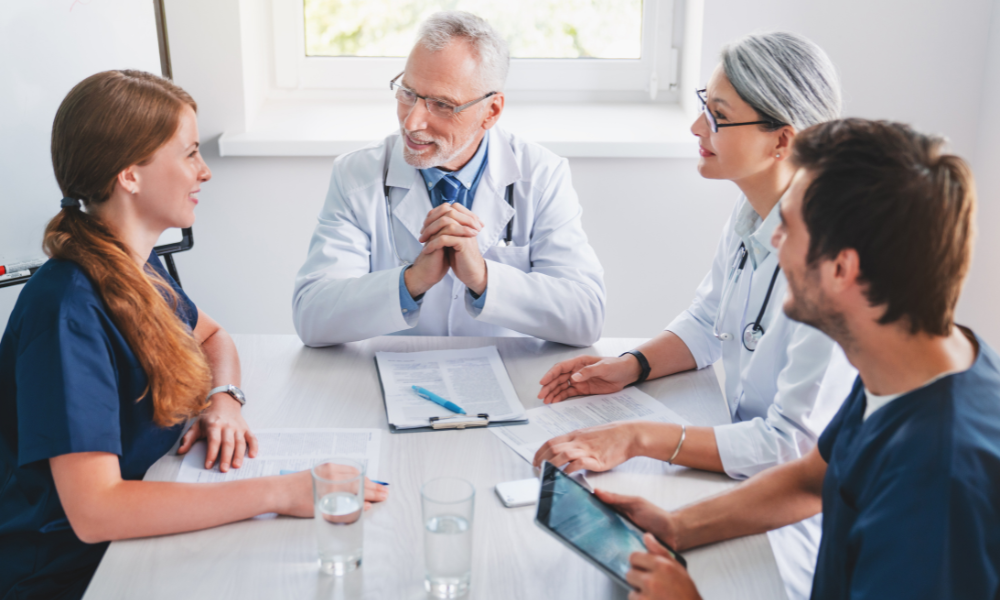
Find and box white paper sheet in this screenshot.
[490,387,690,464]
[176,428,382,483]
[375,346,526,429]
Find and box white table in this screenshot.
[84,335,786,600]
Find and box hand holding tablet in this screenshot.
[533,462,685,590]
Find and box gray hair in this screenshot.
[416,11,510,94]
[721,32,842,131]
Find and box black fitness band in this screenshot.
[620,350,651,386]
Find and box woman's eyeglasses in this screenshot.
[696,88,785,133]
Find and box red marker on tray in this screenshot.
[0,259,46,278]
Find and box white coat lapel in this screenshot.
[471,129,519,254]
[385,134,433,246]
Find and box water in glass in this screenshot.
[424,514,472,597]
[316,491,363,575]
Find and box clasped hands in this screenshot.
[404,203,487,298]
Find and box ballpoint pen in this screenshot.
[412,385,467,415]
[279,469,389,486]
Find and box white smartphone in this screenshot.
[495,478,541,508]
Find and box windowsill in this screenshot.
[218,99,700,159]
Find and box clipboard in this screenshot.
[374,357,529,434]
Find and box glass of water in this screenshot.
[311,457,365,575]
[421,477,475,598]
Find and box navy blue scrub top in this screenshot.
[813,329,1000,600]
[0,251,197,600]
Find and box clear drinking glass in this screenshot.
[421,477,475,598]
[311,457,365,575]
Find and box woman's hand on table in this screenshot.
[627,534,702,600]
[537,355,639,404]
[594,489,681,551]
[532,421,643,473]
[281,470,389,518]
[177,394,258,473]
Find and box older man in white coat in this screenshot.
[293,12,606,347]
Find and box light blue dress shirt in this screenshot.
[398,132,490,314]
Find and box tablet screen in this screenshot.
[535,463,684,585]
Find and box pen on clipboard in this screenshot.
[412,385,467,415]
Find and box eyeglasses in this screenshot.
[390,72,497,119]
[696,89,785,133]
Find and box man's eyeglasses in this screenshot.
[390,72,497,119]
[696,88,785,133]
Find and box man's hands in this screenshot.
[178,394,258,473]
[537,355,641,404]
[405,243,451,298]
[532,421,644,473]
[406,203,489,297]
[627,534,702,600]
[595,489,682,550]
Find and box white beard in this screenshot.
[400,126,480,170]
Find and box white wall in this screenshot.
[967,0,1000,346]
[3,0,998,346]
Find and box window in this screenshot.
[273,0,681,98]
[304,0,643,59]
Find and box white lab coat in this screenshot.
[293,127,606,347]
[666,195,857,600]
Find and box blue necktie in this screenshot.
[436,174,464,207]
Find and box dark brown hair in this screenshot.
[45,70,211,426]
[791,118,976,336]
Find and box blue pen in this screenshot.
[412,385,467,415]
[281,469,388,486]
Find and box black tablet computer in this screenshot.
[534,462,686,589]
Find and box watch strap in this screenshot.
[207,384,245,406]
[620,350,651,386]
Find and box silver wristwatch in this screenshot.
[207,384,246,406]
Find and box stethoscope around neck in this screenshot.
[382,145,515,268]
[713,242,782,352]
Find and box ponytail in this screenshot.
[48,71,211,426]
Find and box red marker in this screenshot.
[0,259,46,277]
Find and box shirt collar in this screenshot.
[733,197,781,270]
[419,131,490,191]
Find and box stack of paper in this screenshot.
[176,428,382,483]
[490,387,689,464]
[375,346,527,430]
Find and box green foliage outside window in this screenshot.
[304,0,643,59]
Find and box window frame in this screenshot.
[272,0,678,95]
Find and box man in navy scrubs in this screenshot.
[595,118,1000,600]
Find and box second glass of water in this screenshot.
[421,477,475,598]
[311,457,365,575]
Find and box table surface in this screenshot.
[84,335,786,600]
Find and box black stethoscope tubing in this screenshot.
[743,263,782,351]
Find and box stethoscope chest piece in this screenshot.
[742,322,765,351]
[713,240,782,353]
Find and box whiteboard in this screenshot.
[0,0,166,268]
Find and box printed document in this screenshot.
[490,387,689,464]
[375,346,526,429]
[176,428,382,483]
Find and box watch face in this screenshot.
[230,386,246,402]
